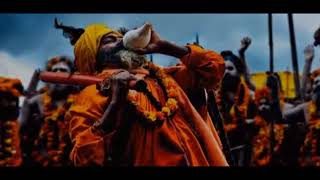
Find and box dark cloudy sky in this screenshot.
[1,14,320,87]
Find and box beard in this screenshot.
[115,50,147,70]
[101,47,147,70]
[221,74,240,92]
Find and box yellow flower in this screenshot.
[166,98,177,106]
[51,112,59,121]
[5,129,12,134]
[162,107,171,116]
[4,138,12,144]
[145,111,157,122]
[310,101,317,116]
[168,88,177,98]
[67,98,74,104]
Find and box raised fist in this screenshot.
[239,36,252,52]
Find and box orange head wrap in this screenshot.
[254,86,272,106]
[0,77,24,97]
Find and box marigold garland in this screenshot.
[32,92,76,166]
[127,62,179,124]
[0,120,22,167]
[217,77,251,133]
[299,101,320,166]
[252,116,285,166]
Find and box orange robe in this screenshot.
[251,116,286,166]
[66,45,228,166]
[31,93,76,166]
[216,78,252,147]
[299,101,320,166]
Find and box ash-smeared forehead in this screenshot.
[51,62,72,73]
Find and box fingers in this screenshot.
[243,37,252,44]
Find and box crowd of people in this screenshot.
[1,19,320,166]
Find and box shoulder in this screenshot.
[74,85,105,104]
[70,84,109,116]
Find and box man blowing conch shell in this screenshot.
[56,20,228,166]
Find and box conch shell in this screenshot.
[123,22,152,50]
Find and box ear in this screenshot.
[54,18,85,45]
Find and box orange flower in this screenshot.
[156,112,165,121]
[162,107,171,116]
[127,62,179,125]
[168,88,177,98]
[144,111,157,122]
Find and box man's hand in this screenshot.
[109,70,137,106]
[96,71,137,133]
[239,37,252,53]
[134,28,167,55]
[304,44,314,62]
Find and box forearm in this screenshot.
[301,60,313,99]
[94,102,123,133]
[281,104,306,124]
[158,40,190,59]
[238,49,256,91]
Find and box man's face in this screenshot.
[48,62,71,91]
[97,33,147,70]
[224,61,238,78]
[258,98,271,115]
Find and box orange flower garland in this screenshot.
[32,91,76,166]
[0,77,23,97]
[127,62,179,124]
[217,77,251,133]
[299,101,320,166]
[0,120,22,167]
[0,77,23,166]
[252,116,285,166]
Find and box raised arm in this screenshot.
[238,37,256,91]
[301,45,315,101]
[134,27,225,92]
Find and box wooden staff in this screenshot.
[288,13,302,100]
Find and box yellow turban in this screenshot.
[74,24,122,74]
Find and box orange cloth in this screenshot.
[299,101,320,166]
[251,116,285,166]
[217,78,251,133]
[31,92,77,166]
[0,77,23,97]
[66,45,228,166]
[0,120,22,167]
[251,87,287,166]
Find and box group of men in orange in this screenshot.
[1,19,320,166]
